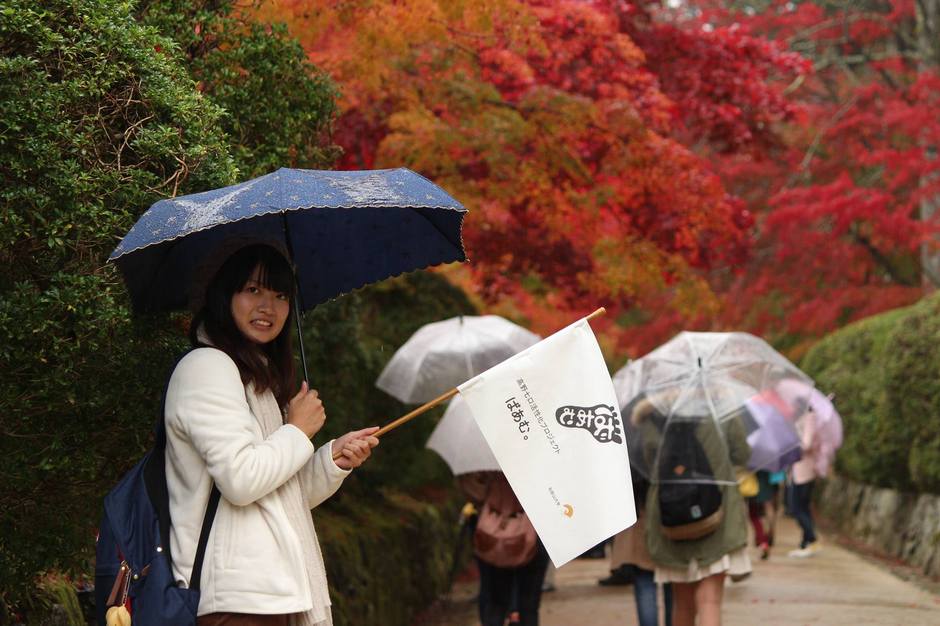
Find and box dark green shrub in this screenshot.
[881,294,940,493]
[305,273,478,492]
[136,0,341,177]
[0,0,235,608]
[318,491,462,626]
[297,274,479,626]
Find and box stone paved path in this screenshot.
[420,517,940,625]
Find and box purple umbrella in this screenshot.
[742,397,802,472]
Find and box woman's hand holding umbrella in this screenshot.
[287,381,327,438]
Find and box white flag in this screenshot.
[457,318,636,567]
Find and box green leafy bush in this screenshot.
[263,273,478,626]
[136,0,341,177]
[880,294,940,493]
[802,293,940,493]
[305,273,478,491]
[317,491,461,626]
[0,0,236,608]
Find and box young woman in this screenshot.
[747,470,780,560]
[633,395,752,626]
[788,407,821,558]
[164,244,379,626]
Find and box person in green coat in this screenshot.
[631,395,752,626]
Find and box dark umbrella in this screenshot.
[110,167,467,379]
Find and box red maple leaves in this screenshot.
[254,0,938,357]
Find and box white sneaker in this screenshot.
[788,542,821,558]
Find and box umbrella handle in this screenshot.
[281,213,310,383]
[294,298,309,383]
[329,307,606,461]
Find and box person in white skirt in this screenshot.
[632,398,752,626]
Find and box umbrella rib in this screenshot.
[687,335,730,453]
[408,205,466,254]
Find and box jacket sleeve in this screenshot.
[167,348,315,506]
[724,413,752,467]
[297,442,351,509]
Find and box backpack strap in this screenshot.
[188,485,221,591]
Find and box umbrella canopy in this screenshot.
[426,395,500,475]
[110,167,466,314]
[740,395,803,472]
[613,332,814,484]
[376,315,541,404]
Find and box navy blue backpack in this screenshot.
[95,352,221,625]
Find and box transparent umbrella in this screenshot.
[376,315,540,404]
[426,395,500,475]
[612,332,815,485]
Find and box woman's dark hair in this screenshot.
[190,244,297,407]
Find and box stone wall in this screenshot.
[817,474,940,578]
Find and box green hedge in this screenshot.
[306,273,478,491]
[0,0,237,609]
[319,491,462,626]
[135,0,341,179]
[802,292,940,494]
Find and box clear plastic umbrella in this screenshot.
[376,315,540,403]
[613,332,815,485]
[426,395,500,475]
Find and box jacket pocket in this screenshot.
[212,500,238,571]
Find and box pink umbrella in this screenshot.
[776,380,843,477]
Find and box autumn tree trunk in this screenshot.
[917,0,940,289]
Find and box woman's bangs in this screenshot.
[254,247,295,296]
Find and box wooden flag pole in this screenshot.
[332,307,607,461]
[584,306,607,323]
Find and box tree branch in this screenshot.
[850,225,918,286]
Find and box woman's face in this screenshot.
[230,265,290,344]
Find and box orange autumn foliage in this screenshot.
[253,0,805,357]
